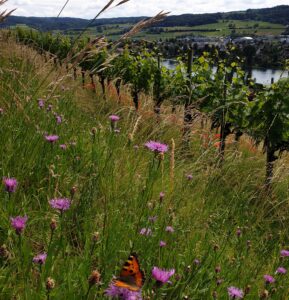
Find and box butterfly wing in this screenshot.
[114,253,145,291]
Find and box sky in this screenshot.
[3,0,289,19]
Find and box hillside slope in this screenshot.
[1,35,289,299]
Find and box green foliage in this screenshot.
[248,78,289,152]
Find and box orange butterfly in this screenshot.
[113,252,145,291]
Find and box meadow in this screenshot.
[1,20,289,300]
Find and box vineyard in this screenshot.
[1,3,289,300]
[11,25,289,186]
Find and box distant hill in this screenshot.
[0,5,288,31]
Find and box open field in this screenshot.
[71,20,286,40]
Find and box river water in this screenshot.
[162,59,288,85]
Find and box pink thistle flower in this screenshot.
[145,141,168,153]
[186,174,193,180]
[193,259,200,265]
[227,286,243,299]
[159,241,166,247]
[45,135,59,143]
[49,198,71,212]
[152,267,175,284]
[159,192,165,201]
[38,99,45,108]
[60,144,67,150]
[264,274,275,284]
[56,115,62,124]
[33,252,47,265]
[10,216,28,235]
[280,249,289,257]
[109,115,120,122]
[165,226,174,233]
[148,216,157,223]
[276,267,287,274]
[139,228,152,236]
[3,177,18,193]
[105,282,142,299]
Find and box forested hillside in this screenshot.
[0,5,288,31]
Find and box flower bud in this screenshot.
[92,232,99,242]
[50,218,57,231]
[245,285,251,295]
[0,244,10,259]
[70,186,77,197]
[88,270,101,286]
[46,277,55,291]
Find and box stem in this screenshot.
[265,146,276,190]
[85,285,92,299]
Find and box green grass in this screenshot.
[1,36,289,299]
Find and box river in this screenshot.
[162,59,288,85]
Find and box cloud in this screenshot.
[3,0,289,19]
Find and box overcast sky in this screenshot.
[4,0,289,19]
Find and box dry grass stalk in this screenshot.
[129,116,142,142]
[119,11,169,41]
[0,0,16,23]
[170,138,175,192]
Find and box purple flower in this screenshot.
[10,216,28,234]
[45,135,59,143]
[276,267,287,274]
[152,267,175,284]
[193,259,200,265]
[148,216,157,223]
[3,177,18,193]
[236,228,241,237]
[165,226,174,233]
[139,228,152,236]
[49,198,71,212]
[33,252,47,265]
[186,174,193,180]
[159,192,165,201]
[56,115,62,124]
[47,104,52,112]
[109,115,120,122]
[159,241,166,247]
[280,249,289,257]
[264,274,275,284]
[38,99,45,108]
[145,141,168,153]
[227,286,243,299]
[105,282,142,299]
[60,144,67,150]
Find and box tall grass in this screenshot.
[1,35,289,300]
